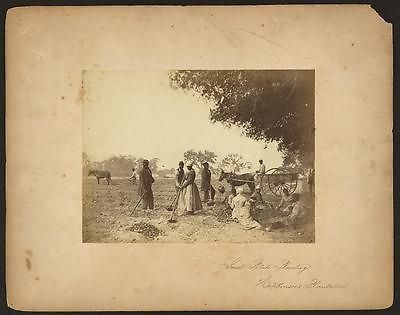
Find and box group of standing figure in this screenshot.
[135,158,311,231]
[174,161,203,215]
[136,159,215,215]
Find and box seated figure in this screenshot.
[267,193,307,230]
[231,187,264,230]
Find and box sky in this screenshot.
[83,70,283,170]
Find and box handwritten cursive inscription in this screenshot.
[221,257,311,274]
[255,275,349,289]
[219,257,350,290]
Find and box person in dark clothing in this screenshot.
[200,162,215,203]
[251,185,264,204]
[306,166,315,196]
[175,161,185,192]
[138,159,155,210]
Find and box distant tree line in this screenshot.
[83,153,161,177]
[83,150,254,178]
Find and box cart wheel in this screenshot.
[260,168,276,194]
[267,168,298,196]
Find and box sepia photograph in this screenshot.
[5,5,392,310]
[82,70,315,243]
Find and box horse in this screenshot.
[218,170,255,193]
[88,169,112,185]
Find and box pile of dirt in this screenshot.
[215,207,234,223]
[129,222,164,239]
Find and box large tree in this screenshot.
[135,157,159,173]
[169,70,314,165]
[102,155,137,177]
[219,153,252,173]
[183,149,218,172]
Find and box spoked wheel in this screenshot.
[266,168,298,196]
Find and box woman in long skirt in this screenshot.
[177,163,202,215]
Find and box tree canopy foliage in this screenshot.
[169,70,314,165]
[183,149,218,172]
[219,153,252,173]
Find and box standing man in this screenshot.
[200,162,215,203]
[306,165,315,196]
[175,161,185,192]
[254,159,266,186]
[138,159,155,210]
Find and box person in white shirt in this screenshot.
[254,159,266,186]
[127,167,136,184]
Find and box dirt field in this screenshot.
[82,177,315,243]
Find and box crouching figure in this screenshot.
[231,186,264,230]
[266,193,307,231]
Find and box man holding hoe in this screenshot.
[137,159,155,210]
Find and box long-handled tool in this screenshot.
[166,191,180,211]
[129,190,147,216]
[167,188,182,223]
